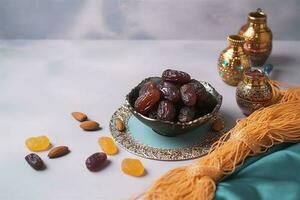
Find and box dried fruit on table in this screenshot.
[71,112,88,122]
[178,106,197,123]
[25,153,45,170]
[80,121,100,131]
[180,83,197,106]
[134,88,161,115]
[162,69,191,84]
[121,158,145,177]
[189,79,207,102]
[115,118,125,132]
[98,137,118,155]
[158,81,181,102]
[48,146,70,159]
[139,81,158,96]
[85,152,107,172]
[25,135,50,152]
[157,100,176,121]
[211,118,224,132]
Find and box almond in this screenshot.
[71,112,88,122]
[48,146,70,158]
[211,119,224,132]
[80,120,100,131]
[115,118,125,132]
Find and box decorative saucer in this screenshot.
[109,105,227,161]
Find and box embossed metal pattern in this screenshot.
[109,105,226,161]
[239,8,272,66]
[218,35,251,86]
[236,70,273,116]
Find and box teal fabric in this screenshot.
[215,143,300,200]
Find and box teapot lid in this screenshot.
[244,69,268,84]
[248,8,267,22]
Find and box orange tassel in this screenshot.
[141,85,300,200]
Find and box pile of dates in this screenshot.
[134,69,215,123]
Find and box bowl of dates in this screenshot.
[126,69,222,137]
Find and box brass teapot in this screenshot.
[239,8,272,66]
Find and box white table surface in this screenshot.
[0,40,299,200]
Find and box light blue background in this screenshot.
[0,0,299,40]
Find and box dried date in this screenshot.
[134,88,161,115]
[162,69,191,84]
[189,79,207,102]
[148,106,158,119]
[180,84,197,106]
[197,93,217,116]
[157,100,176,121]
[158,81,181,102]
[85,152,107,172]
[139,81,157,96]
[178,106,197,123]
[25,153,45,170]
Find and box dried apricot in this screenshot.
[121,158,145,177]
[25,135,50,152]
[98,137,118,155]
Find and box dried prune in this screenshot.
[158,81,181,102]
[134,88,161,115]
[25,153,45,170]
[178,106,197,122]
[180,84,197,106]
[85,152,107,172]
[139,81,157,96]
[189,79,207,102]
[162,69,191,84]
[157,100,176,121]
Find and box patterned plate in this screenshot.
[109,105,227,161]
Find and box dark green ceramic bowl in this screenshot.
[126,77,222,137]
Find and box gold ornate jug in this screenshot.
[218,35,250,86]
[239,8,272,66]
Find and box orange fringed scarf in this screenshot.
[140,82,300,200]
